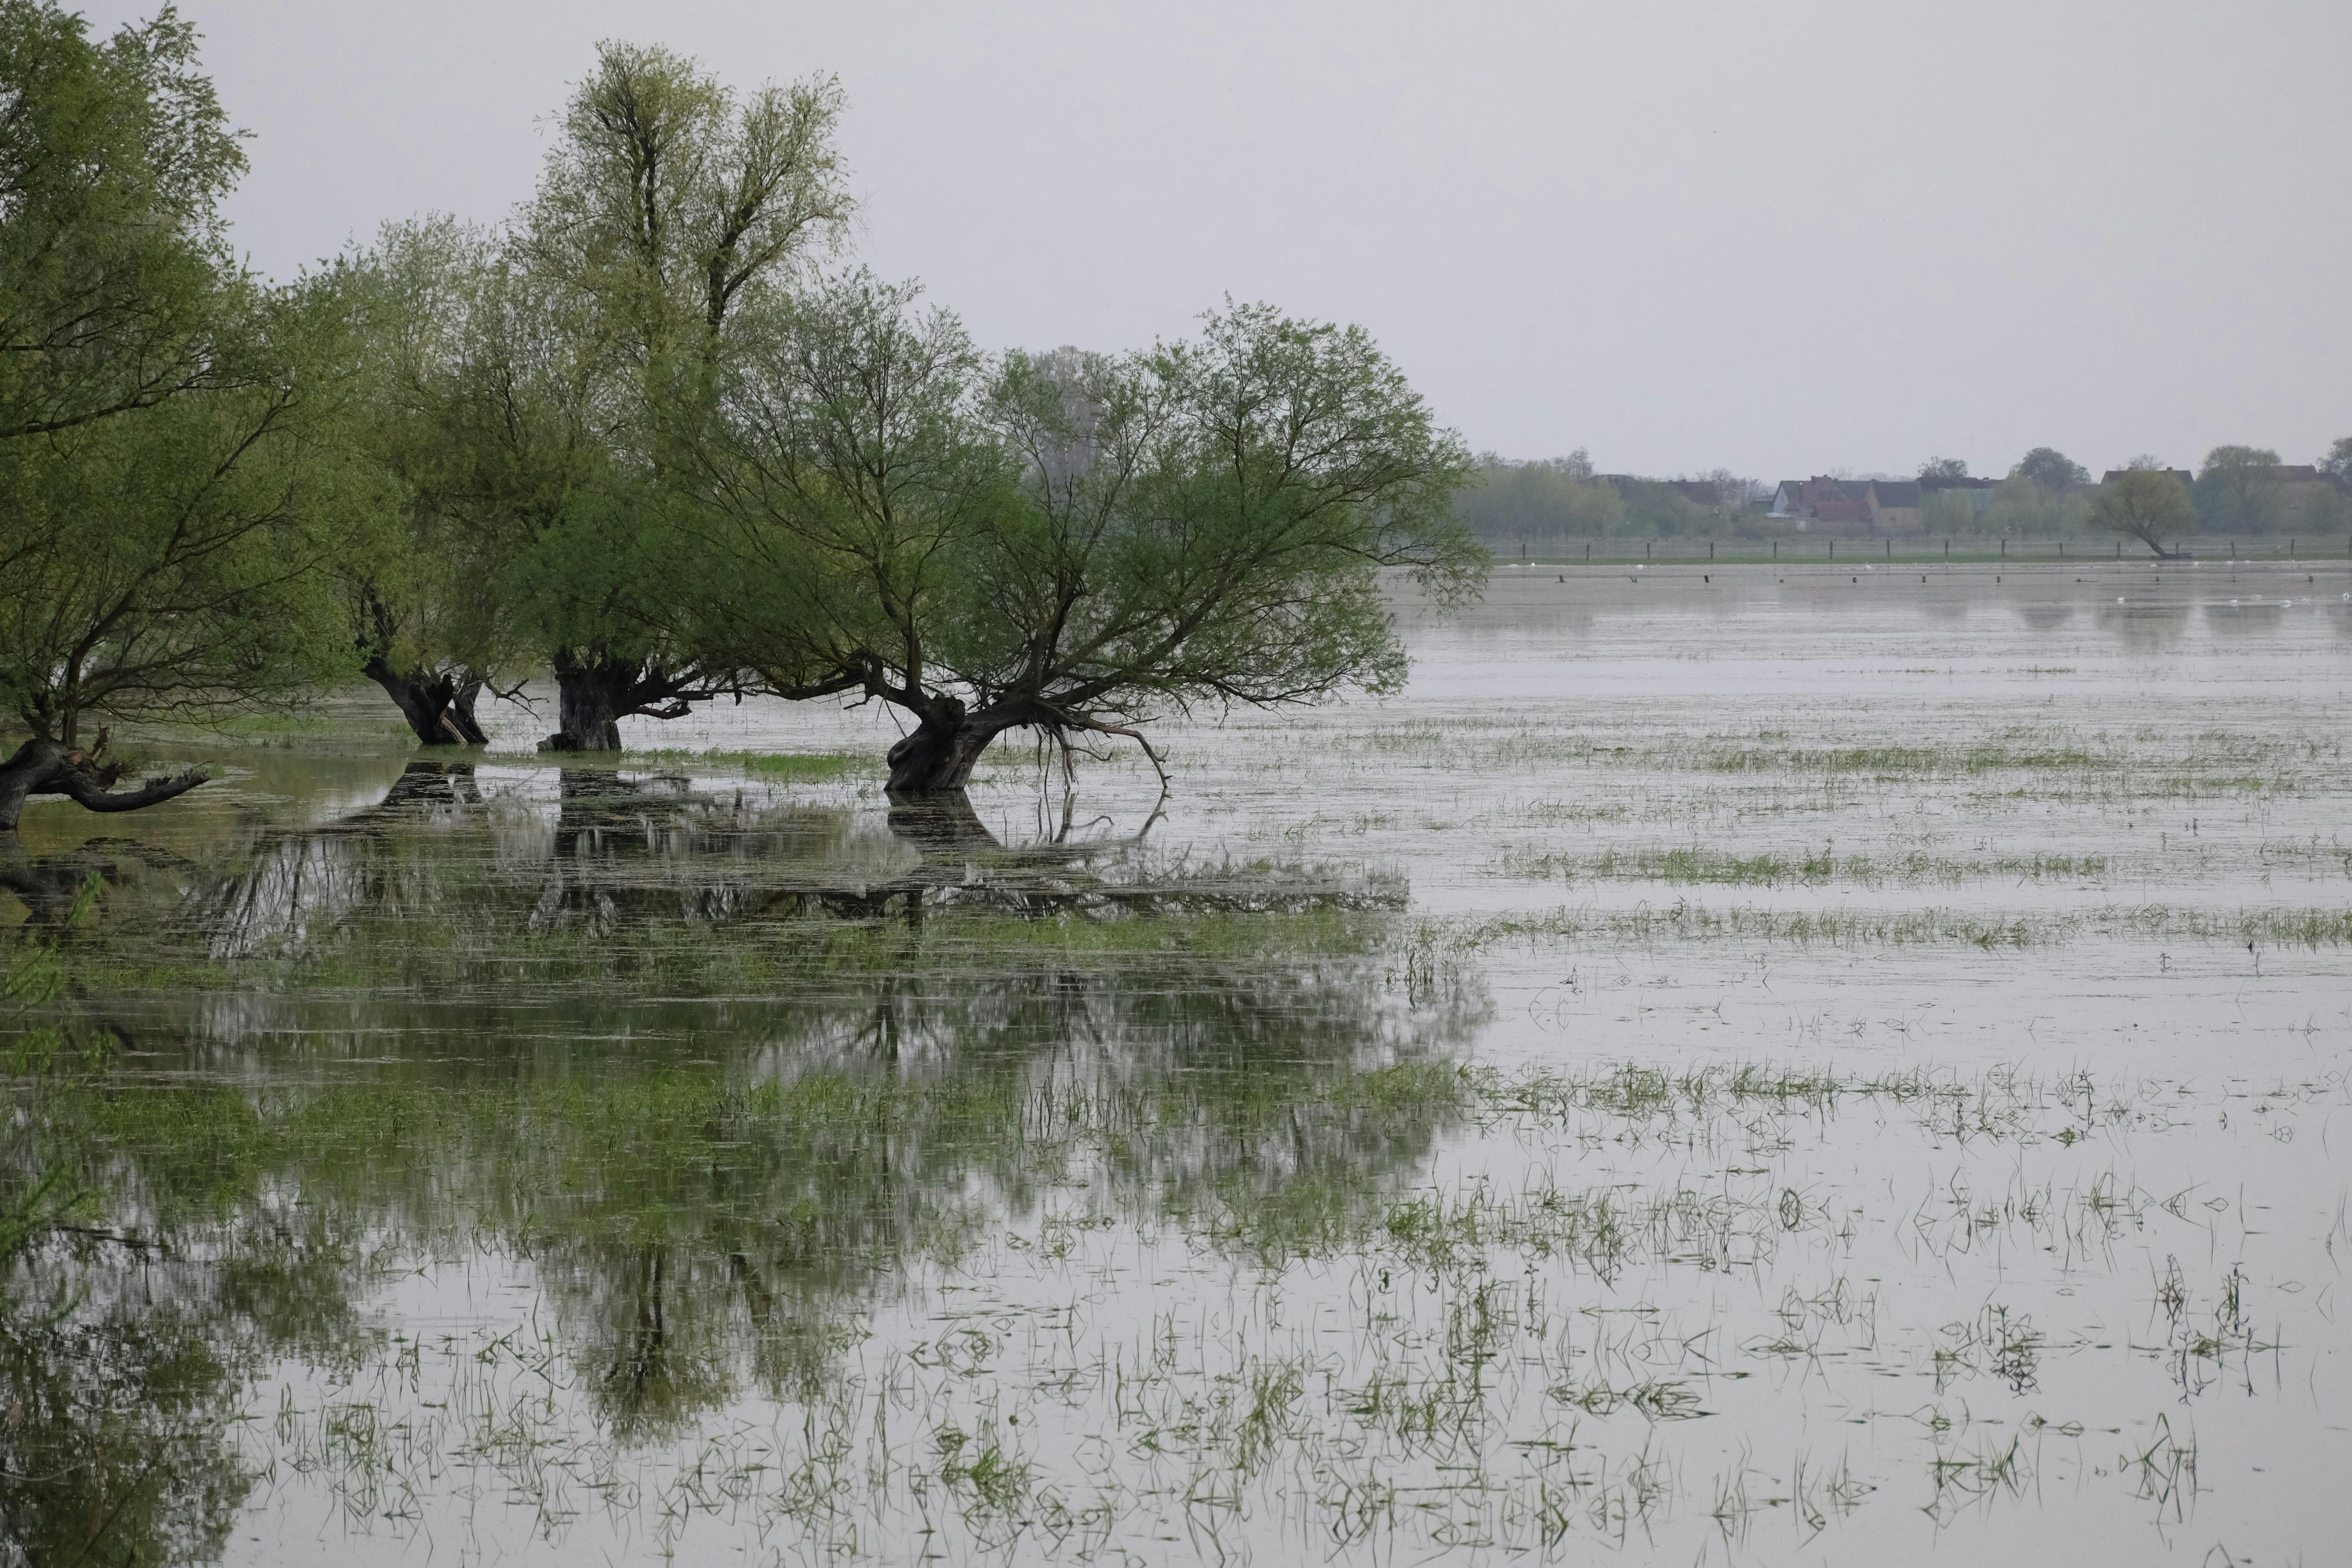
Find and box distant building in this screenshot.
[2099,468,2194,490]
[1598,475,1723,508]
[1768,477,1873,531]
[1865,479,1923,534]
[1766,474,1987,534]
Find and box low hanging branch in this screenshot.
[0,738,211,833]
[1044,709,1172,799]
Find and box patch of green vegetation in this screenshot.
[177,711,422,748]
[1492,845,2111,888]
[625,749,866,784]
[1421,900,2352,952]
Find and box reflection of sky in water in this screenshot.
[6,561,2348,1565]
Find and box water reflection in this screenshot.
[0,1172,381,1567]
[3,765,1478,1555]
[2097,600,2191,652]
[181,763,1380,967]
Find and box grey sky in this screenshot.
[79,0,2352,480]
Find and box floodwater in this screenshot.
[4,560,2349,1566]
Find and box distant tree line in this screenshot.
[1454,449,1757,540]
[1462,438,2352,551]
[0,6,1483,827]
[1929,445,2352,549]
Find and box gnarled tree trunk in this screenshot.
[541,653,637,752]
[0,738,208,833]
[363,657,488,747]
[884,699,1017,797]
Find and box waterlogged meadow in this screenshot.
[4,561,2348,1565]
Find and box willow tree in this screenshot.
[0,279,372,830]
[2091,465,2194,559]
[0,2,241,442]
[334,219,524,745]
[500,41,852,751]
[0,4,363,829]
[687,279,1484,796]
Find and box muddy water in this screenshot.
[4,561,2347,1566]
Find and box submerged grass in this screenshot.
[622,748,866,784]
[4,1031,2316,1563]
[1421,899,2352,952]
[1491,845,2112,888]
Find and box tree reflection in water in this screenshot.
[1,763,1475,1555]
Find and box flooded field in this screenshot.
[5,560,2348,1566]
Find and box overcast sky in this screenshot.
[76,0,2352,480]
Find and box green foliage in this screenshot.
[520,42,851,363]
[1612,478,1718,537]
[1,870,107,1265]
[334,220,537,693]
[1455,453,1622,540]
[1979,475,2091,538]
[343,43,858,746]
[1918,487,1983,535]
[0,0,246,442]
[2009,447,2089,488]
[5,24,1479,776]
[0,5,369,755]
[674,271,997,691]
[0,276,373,742]
[2090,468,2195,556]
[2289,477,2352,535]
[2193,444,2285,533]
[1918,456,1971,480]
[691,281,1482,767]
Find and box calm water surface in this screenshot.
[5,561,2348,1566]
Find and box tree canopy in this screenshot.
[2193,444,2286,533]
[685,282,1483,794]
[501,42,853,751]
[0,1,245,442]
[0,2,367,829]
[2011,447,2090,489]
[2090,467,2193,558]
[0,17,1485,823]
